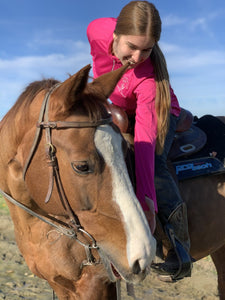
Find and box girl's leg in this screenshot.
[153,114,192,281]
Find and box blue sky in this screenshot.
[0,0,224,120]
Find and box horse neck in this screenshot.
[0,96,45,193]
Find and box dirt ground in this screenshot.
[0,211,220,300]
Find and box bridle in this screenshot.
[1,83,113,267]
[0,83,137,300]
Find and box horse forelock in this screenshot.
[78,85,110,122]
[52,82,110,123]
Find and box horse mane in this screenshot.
[1,79,59,126]
[1,76,110,135]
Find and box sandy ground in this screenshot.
[0,212,220,300]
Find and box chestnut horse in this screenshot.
[0,64,156,300]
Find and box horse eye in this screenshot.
[71,161,92,175]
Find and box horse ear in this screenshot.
[70,64,92,96]
[53,64,92,110]
[89,63,129,99]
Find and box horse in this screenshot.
[0,64,156,300]
[112,105,225,299]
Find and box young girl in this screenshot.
[87,1,192,281]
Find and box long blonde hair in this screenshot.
[114,1,171,154]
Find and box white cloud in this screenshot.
[159,41,225,117]
[159,42,181,53]
[161,41,225,71]
[189,17,216,38]
[163,10,225,40]
[1,37,224,121]
[0,43,91,78]
[190,17,207,31]
[163,14,187,26]
[0,42,91,120]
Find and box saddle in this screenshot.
[108,104,225,181]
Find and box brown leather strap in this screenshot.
[23,83,112,230]
[23,83,61,180]
[37,118,112,129]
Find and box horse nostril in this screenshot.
[132,260,141,274]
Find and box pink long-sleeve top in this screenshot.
[87,17,181,212]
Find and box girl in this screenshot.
[87,1,192,281]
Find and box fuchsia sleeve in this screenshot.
[133,79,158,212]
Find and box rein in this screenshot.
[1,84,112,268]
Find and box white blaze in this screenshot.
[94,125,156,270]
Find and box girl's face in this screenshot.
[112,33,155,67]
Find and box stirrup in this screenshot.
[152,224,192,282]
[166,223,192,281]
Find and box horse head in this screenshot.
[1,64,156,286]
